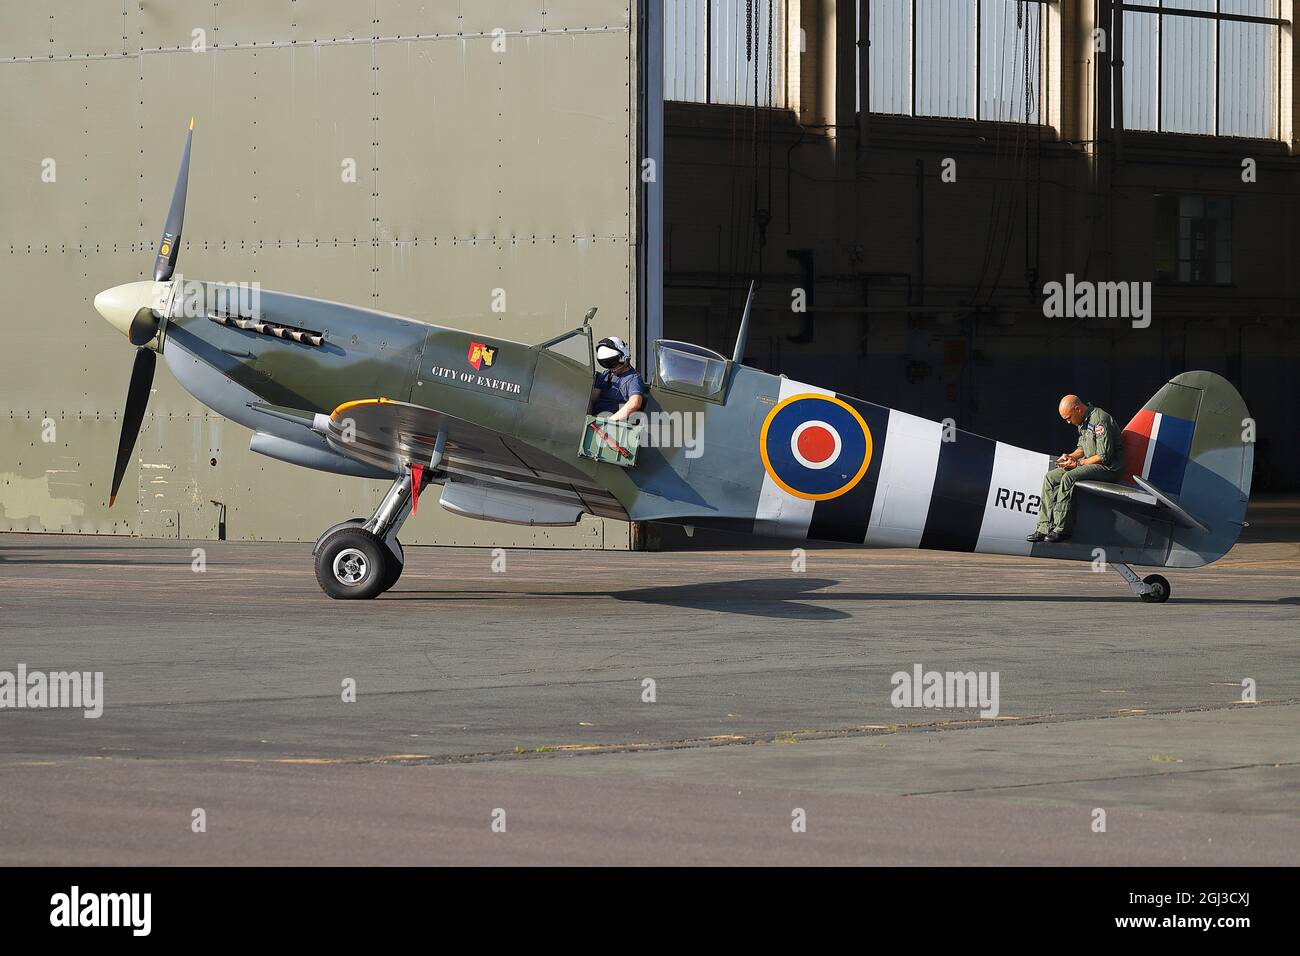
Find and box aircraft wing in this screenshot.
[307,397,627,522]
[1076,478,1210,533]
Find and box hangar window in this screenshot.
[665,0,788,107]
[1119,1,1281,139]
[1154,194,1233,285]
[864,0,1047,123]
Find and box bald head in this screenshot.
[1059,394,1087,425]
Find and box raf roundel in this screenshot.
[760,394,873,500]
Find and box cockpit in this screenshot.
[542,319,736,468]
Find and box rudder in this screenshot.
[1121,371,1253,567]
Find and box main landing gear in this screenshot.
[1111,562,1171,604]
[314,470,418,599]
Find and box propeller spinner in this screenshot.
[96,117,194,507]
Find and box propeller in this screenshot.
[104,117,194,507]
[108,349,157,508]
[154,116,194,283]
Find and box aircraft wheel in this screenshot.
[315,527,391,600]
[313,518,365,553]
[1140,574,1171,604]
[378,542,404,593]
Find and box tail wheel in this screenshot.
[315,527,391,600]
[1140,574,1171,604]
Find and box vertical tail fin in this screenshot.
[1120,371,1253,566]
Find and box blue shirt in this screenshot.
[592,368,645,415]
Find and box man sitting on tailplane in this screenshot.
[1027,394,1124,544]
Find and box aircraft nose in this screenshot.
[94,280,167,341]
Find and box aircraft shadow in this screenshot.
[391,577,1295,614]
[0,545,194,566]
[392,577,850,619]
[607,577,850,619]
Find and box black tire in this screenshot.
[313,518,365,555]
[314,527,391,600]
[1140,573,1171,604]
[378,542,404,593]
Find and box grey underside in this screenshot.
[163,332,391,480]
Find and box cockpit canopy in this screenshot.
[653,340,729,401]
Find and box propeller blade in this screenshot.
[127,306,160,347]
[108,348,156,508]
[153,117,194,282]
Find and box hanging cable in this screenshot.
[1021,1,1043,297]
[724,0,744,324]
[1032,5,1043,295]
[980,2,1032,308]
[973,2,1009,302]
[746,0,753,63]
[765,0,775,271]
[1023,0,1031,292]
[754,0,759,280]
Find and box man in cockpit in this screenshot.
[590,336,644,422]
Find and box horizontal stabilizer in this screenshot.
[1074,480,1155,508]
[1132,475,1212,534]
[1076,478,1210,533]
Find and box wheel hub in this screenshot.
[332,547,369,585]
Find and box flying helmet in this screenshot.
[595,336,630,370]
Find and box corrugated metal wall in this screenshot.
[0,1,638,548]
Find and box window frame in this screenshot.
[664,0,790,108]
[862,0,1054,125]
[1117,1,1286,139]
[1153,192,1235,287]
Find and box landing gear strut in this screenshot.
[1111,562,1171,604]
[313,471,417,599]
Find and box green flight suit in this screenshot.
[1037,404,1125,534]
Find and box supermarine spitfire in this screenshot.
[95,123,1254,600]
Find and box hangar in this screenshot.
[2,1,1296,549]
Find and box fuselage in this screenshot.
[112,278,1218,570]
[629,363,1188,568]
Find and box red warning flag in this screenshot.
[410,462,424,514]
